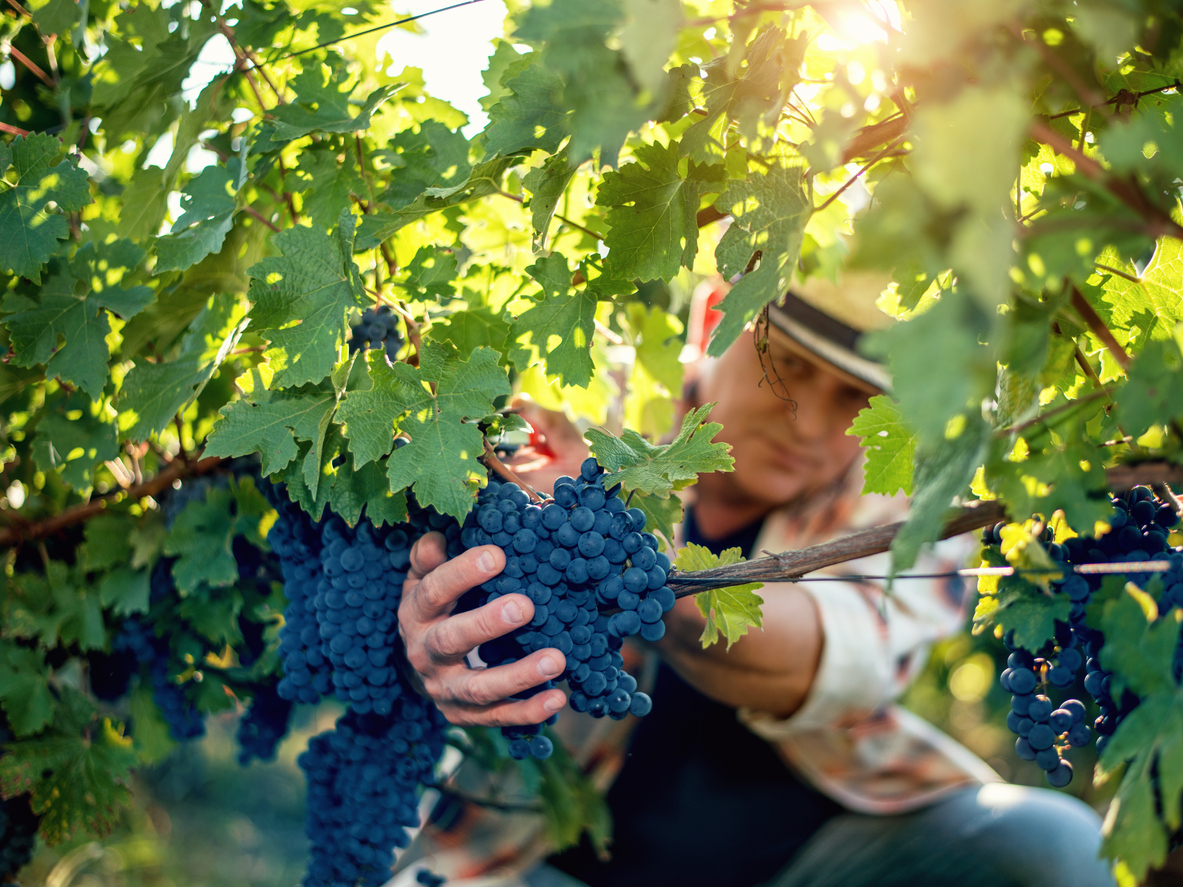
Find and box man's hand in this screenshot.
[398,532,567,726]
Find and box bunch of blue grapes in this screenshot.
[270,496,333,706]
[0,720,39,882]
[298,700,448,887]
[271,501,417,716]
[457,457,669,759]
[237,681,295,765]
[113,613,206,741]
[990,485,1182,786]
[312,518,413,716]
[349,305,403,361]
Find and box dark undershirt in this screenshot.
[549,507,841,887]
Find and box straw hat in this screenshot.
[766,270,895,392]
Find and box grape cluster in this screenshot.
[264,455,677,884]
[989,484,1183,785]
[458,458,668,758]
[0,720,38,883]
[113,615,206,741]
[349,306,403,361]
[237,682,295,765]
[298,700,448,887]
[270,498,332,705]
[271,505,416,716]
[313,518,413,715]
[0,794,38,881]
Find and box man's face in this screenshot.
[698,327,876,507]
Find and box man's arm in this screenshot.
[659,588,824,719]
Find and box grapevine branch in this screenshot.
[480,441,545,504]
[1070,285,1132,370]
[0,455,228,548]
[666,461,1183,597]
[1029,120,1183,242]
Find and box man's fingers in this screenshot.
[424,594,534,662]
[438,648,566,707]
[405,543,505,622]
[407,532,448,583]
[442,686,568,728]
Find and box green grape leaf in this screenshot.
[619,0,682,98]
[0,643,56,736]
[6,561,106,652]
[523,150,577,250]
[513,0,645,165]
[628,491,683,551]
[177,590,244,647]
[586,403,734,497]
[972,546,1072,651]
[269,65,400,140]
[2,240,154,397]
[247,213,365,388]
[28,0,80,36]
[90,4,218,140]
[707,160,810,356]
[120,294,248,440]
[1092,589,1183,880]
[598,141,726,282]
[0,134,93,282]
[983,417,1113,536]
[98,568,151,616]
[382,121,472,210]
[83,514,137,572]
[892,414,990,570]
[674,542,764,649]
[128,681,175,763]
[1097,240,1183,330]
[482,63,569,158]
[355,156,517,249]
[401,246,459,298]
[1117,334,1183,437]
[154,158,245,273]
[535,735,612,855]
[339,345,510,518]
[204,368,344,495]
[848,396,917,497]
[32,392,119,491]
[432,305,512,354]
[327,454,409,526]
[163,478,271,593]
[297,143,371,229]
[682,27,800,160]
[862,294,995,445]
[0,689,136,843]
[511,256,598,387]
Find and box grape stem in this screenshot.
[666,461,1183,597]
[480,441,546,504]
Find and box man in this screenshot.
[395,274,1115,887]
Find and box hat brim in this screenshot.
[766,295,892,393]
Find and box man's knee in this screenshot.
[966,783,1113,887]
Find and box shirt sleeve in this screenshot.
[744,539,970,736]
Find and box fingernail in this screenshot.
[477,551,496,573]
[538,656,559,677]
[543,694,564,712]
[503,600,525,624]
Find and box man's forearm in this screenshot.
[655,589,824,718]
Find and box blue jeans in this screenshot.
[527,784,1115,887]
